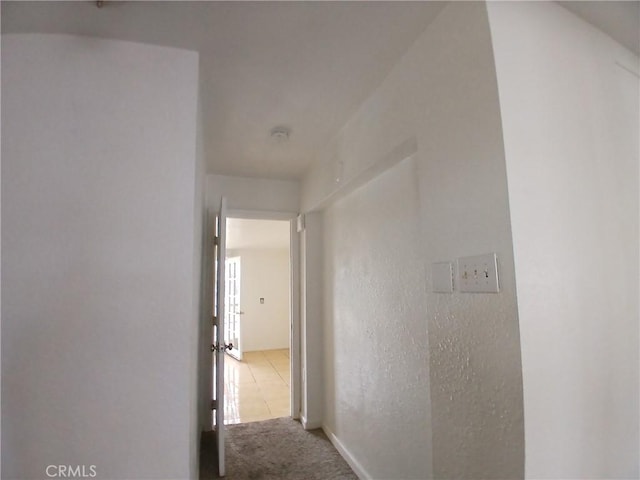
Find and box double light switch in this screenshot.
[432,253,499,293]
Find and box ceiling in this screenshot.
[226,218,289,250]
[1,0,446,180]
[2,1,638,181]
[559,1,639,56]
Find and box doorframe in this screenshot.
[224,255,242,361]
[225,208,301,421]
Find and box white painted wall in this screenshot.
[487,3,640,478]
[227,248,290,352]
[207,174,299,214]
[194,72,214,445]
[323,157,431,479]
[1,34,200,480]
[302,2,524,478]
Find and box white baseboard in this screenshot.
[322,424,372,480]
[300,414,322,430]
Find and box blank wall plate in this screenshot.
[432,262,454,293]
[458,253,499,293]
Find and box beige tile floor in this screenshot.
[224,349,291,425]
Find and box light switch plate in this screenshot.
[432,262,454,293]
[458,253,499,293]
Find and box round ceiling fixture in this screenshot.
[270,126,290,143]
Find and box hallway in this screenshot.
[3,3,637,480]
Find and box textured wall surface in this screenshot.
[488,3,640,478]
[303,2,524,478]
[323,157,431,480]
[2,34,200,480]
[415,5,524,478]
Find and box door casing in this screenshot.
[226,208,302,421]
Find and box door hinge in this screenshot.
[211,399,217,410]
[212,315,218,326]
[211,343,233,353]
[214,236,219,246]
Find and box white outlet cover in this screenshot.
[432,262,454,293]
[458,253,499,293]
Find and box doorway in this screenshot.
[222,216,294,425]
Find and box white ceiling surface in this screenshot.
[559,1,639,56]
[226,218,290,250]
[1,1,446,180]
[2,1,638,180]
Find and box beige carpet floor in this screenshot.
[200,417,358,479]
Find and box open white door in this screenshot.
[224,257,242,361]
[214,197,228,477]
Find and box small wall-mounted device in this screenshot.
[458,253,499,293]
[432,262,454,293]
[260,297,265,304]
